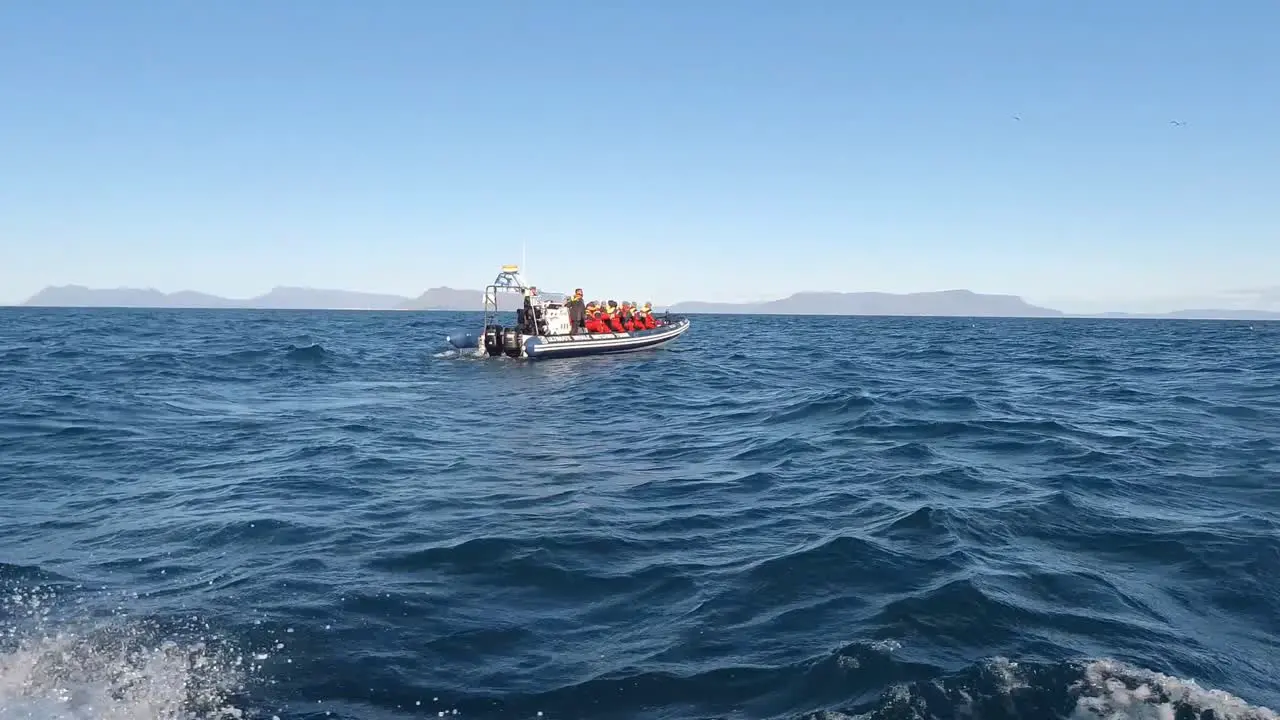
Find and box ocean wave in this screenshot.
[2,309,1279,719]
[7,582,1273,720]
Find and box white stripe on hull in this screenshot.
[524,319,690,358]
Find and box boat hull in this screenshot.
[523,317,690,360]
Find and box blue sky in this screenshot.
[2,1,1277,311]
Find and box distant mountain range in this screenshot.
[667,290,1062,317]
[14,284,1280,320]
[664,291,1280,320]
[1081,308,1280,320]
[19,285,523,311]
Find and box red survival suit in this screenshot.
[606,304,625,332]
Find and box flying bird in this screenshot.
[1170,120,1186,126]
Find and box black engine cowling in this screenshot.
[502,327,522,358]
[483,325,503,356]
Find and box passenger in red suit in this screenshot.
[606,301,625,332]
[641,302,657,329]
[620,303,636,331]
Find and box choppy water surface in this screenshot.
[2,307,1279,720]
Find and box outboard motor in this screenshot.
[484,325,503,356]
[502,327,522,358]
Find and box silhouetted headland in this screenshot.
[14,284,1280,320]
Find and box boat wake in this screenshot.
[0,585,249,720]
[431,346,489,361]
[1,583,1275,719]
[828,654,1279,720]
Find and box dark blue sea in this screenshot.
[2,307,1279,720]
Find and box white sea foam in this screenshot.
[1,587,247,720]
[974,656,1276,720]
[1070,658,1277,720]
[834,654,1276,720]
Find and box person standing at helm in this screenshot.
[565,288,585,334]
[520,288,536,333]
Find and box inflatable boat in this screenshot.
[445,265,690,361]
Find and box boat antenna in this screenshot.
[521,240,526,282]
